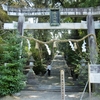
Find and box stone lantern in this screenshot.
[27,56,35,84]
[29,56,35,73]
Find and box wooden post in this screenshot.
[60,70,65,100]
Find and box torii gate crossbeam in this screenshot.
[2,4,100,17]
[4,22,100,30]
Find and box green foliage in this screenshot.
[31,48,46,75]
[0,64,25,96]
[96,30,100,63]
[67,46,89,80]
[0,8,11,22]
[33,60,46,75]
[0,33,26,96]
[67,51,81,73]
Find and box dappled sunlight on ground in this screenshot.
[0,91,95,100]
[67,92,82,98]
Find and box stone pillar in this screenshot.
[87,15,98,64]
[17,15,25,58]
[18,15,25,36]
[87,15,98,92]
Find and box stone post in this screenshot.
[87,15,98,92]
[17,15,25,58]
[18,15,25,36]
[87,15,98,64]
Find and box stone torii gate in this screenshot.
[2,4,100,17]
[3,5,98,64]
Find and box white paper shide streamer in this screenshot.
[27,39,31,51]
[45,44,51,55]
[82,40,86,52]
[69,41,75,51]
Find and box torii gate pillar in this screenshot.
[87,15,98,92]
[18,15,25,36]
[87,15,98,64]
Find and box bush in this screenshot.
[33,61,46,75]
[0,33,26,96]
[0,64,25,96]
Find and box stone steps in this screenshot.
[24,84,84,92]
[51,55,70,76]
[25,55,86,92]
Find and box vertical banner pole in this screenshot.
[60,70,65,100]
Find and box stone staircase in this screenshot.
[24,54,86,92]
[51,55,71,77]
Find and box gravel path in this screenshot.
[1,91,100,100]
